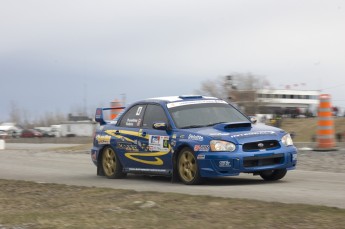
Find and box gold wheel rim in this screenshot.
[178,150,197,182]
[102,148,116,176]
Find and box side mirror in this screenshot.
[249,116,257,124]
[153,122,168,130]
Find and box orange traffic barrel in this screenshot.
[314,94,337,151]
[110,99,122,119]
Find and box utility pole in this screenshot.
[225,75,237,102]
[121,93,126,106]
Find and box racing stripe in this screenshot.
[124,151,169,165]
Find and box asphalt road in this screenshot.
[1,143,344,209]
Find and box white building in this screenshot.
[256,89,320,111]
[232,89,321,116]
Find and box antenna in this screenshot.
[121,93,126,106]
[83,78,87,116]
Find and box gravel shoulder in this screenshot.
[297,149,345,173]
[292,142,345,173]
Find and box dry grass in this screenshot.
[280,117,345,142]
[0,179,344,229]
[49,143,93,152]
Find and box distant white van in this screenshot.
[50,125,62,137]
[0,122,22,138]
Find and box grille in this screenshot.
[242,140,280,152]
[243,154,284,168]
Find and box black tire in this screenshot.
[177,148,203,185]
[101,146,126,179]
[259,169,287,181]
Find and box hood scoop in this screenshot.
[214,121,252,130]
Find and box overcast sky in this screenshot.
[1,0,345,121]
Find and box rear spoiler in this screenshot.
[95,107,126,125]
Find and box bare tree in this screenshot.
[197,73,271,114]
[9,101,22,124]
[195,77,229,100]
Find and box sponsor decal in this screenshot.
[126,118,138,127]
[117,143,138,152]
[149,135,170,152]
[197,154,206,160]
[136,106,143,116]
[219,161,231,167]
[230,131,276,138]
[126,168,168,173]
[188,134,204,141]
[163,139,168,148]
[172,134,177,139]
[151,136,160,144]
[209,133,230,136]
[167,100,227,108]
[179,134,185,139]
[170,139,176,147]
[194,145,210,152]
[96,135,111,144]
[293,154,297,161]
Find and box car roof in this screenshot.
[141,95,221,104]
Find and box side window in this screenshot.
[119,105,145,128]
[142,104,168,129]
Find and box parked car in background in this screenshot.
[36,129,55,137]
[0,130,9,139]
[0,122,22,138]
[21,129,43,138]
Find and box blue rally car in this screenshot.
[91,95,297,185]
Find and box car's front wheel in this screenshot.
[259,169,287,181]
[177,148,203,185]
[101,146,126,179]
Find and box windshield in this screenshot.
[168,102,249,129]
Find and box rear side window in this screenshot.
[142,104,168,129]
[119,105,146,128]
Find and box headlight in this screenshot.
[210,140,236,152]
[281,134,293,146]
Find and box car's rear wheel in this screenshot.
[101,146,126,179]
[259,169,287,181]
[177,148,202,185]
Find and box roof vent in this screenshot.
[178,95,203,99]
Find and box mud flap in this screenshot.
[171,153,179,183]
[97,161,105,176]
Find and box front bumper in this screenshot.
[197,146,297,177]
